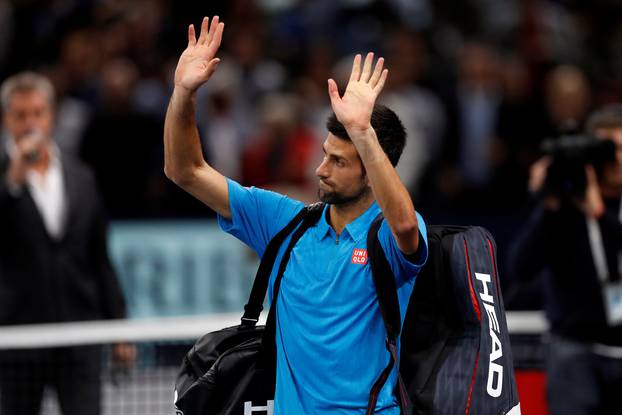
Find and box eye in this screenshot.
[335,158,346,167]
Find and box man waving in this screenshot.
[164,16,428,414]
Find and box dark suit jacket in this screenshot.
[0,149,126,325]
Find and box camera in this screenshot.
[540,134,616,198]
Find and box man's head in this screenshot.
[315,104,406,205]
[1,72,55,143]
[586,104,622,195]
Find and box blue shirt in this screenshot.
[218,179,428,415]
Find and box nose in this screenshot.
[315,157,329,179]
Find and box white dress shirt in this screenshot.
[5,138,67,240]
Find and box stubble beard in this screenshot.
[318,184,371,207]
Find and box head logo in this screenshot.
[475,272,503,398]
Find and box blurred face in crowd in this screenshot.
[595,127,622,195]
[3,89,54,143]
[316,133,371,206]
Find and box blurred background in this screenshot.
[2,0,622,413]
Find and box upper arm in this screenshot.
[176,163,231,218]
[217,179,304,257]
[378,212,429,286]
[393,221,420,255]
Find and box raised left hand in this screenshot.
[174,16,224,94]
[327,52,388,133]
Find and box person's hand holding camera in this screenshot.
[528,156,561,212]
[528,156,605,218]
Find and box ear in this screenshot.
[360,162,369,185]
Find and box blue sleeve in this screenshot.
[217,179,305,258]
[377,212,428,286]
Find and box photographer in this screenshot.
[510,104,622,415]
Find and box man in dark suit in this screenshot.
[0,72,134,415]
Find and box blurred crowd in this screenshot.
[1,0,622,219]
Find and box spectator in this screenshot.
[509,104,622,414]
[0,71,134,415]
[543,64,591,136]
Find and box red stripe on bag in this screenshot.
[463,239,481,321]
[465,350,480,415]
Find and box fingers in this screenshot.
[373,69,388,93]
[193,16,224,53]
[205,58,221,79]
[360,52,374,82]
[210,21,225,53]
[188,24,196,47]
[369,57,384,87]
[327,78,341,104]
[206,15,219,45]
[197,16,209,45]
[349,54,362,83]
[349,52,386,88]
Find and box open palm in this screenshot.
[174,16,224,93]
[328,53,388,131]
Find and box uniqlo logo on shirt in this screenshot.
[351,249,368,265]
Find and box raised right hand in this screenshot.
[174,16,224,94]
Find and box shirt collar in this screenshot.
[316,202,381,243]
[316,204,333,241]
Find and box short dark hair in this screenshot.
[326,104,406,166]
[586,104,622,133]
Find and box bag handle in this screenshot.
[366,213,413,415]
[241,205,313,326]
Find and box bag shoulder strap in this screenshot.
[365,213,413,415]
[258,202,325,364]
[241,202,324,326]
[367,213,401,339]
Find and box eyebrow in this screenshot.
[322,144,347,160]
[324,151,346,165]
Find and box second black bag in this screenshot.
[174,325,273,415]
[367,221,521,415]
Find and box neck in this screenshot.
[328,193,374,235]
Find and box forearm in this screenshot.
[350,127,419,253]
[163,87,206,180]
[163,87,231,217]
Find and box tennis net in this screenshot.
[0,314,265,415]
[0,312,544,414]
